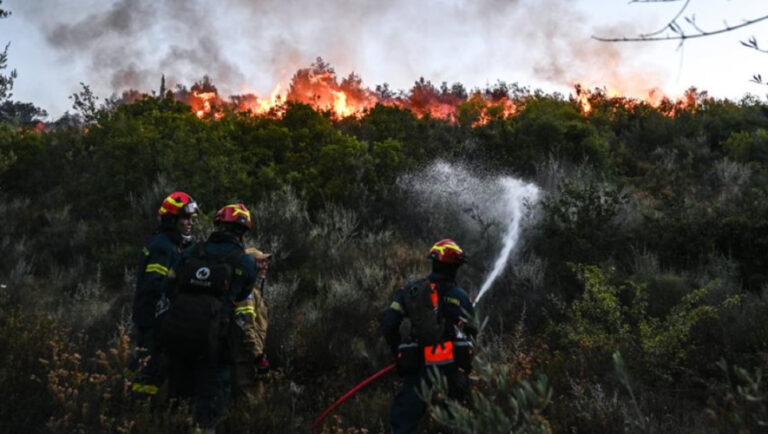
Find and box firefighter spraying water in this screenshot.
[312,162,540,432]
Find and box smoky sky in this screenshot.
[13,0,655,98]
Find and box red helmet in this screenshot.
[158,191,199,217]
[214,203,252,230]
[428,238,465,264]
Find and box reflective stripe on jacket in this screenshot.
[133,229,183,328]
[424,341,454,366]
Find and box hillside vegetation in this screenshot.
[3,86,768,433]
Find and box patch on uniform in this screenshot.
[443,297,461,306]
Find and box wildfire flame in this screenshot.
[255,84,284,115]
[332,90,353,118]
[575,85,593,114]
[191,91,217,118]
[573,82,704,117]
[169,59,704,124]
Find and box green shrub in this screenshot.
[559,265,633,358]
[707,359,768,433]
[420,315,554,434]
[0,308,56,432]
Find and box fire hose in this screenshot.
[311,363,396,433]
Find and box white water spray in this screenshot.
[474,178,540,304]
[400,161,540,305]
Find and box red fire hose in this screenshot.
[311,363,396,433]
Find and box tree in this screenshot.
[0,2,48,126]
[69,83,100,124]
[0,43,15,102]
[0,1,15,102]
[0,101,47,125]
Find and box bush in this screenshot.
[707,358,768,433]
[0,308,57,432]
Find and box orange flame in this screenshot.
[573,83,705,117]
[471,97,518,127]
[191,91,218,118]
[332,90,353,118]
[177,60,525,123]
[258,84,284,114]
[174,60,705,124]
[575,84,592,114]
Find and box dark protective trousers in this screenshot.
[390,364,469,434]
[131,327,166,397]
[167,355,231,428]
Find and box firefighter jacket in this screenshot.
[381,271,476,361]
[133,226,184,328]
[233,284,268,363]
[230,283,269,393]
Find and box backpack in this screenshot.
[402,278,445,346]
[160,242,242,361]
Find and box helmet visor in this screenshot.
[181,201,199,217]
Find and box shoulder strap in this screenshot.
[428,281,439,309]
[222,245,244,266]
[189,242,242,264]
[188,242,208,259]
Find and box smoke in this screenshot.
[14,0,663,100]
[521,0,663,96]
[45,1,154,50]
[16,0,247,94]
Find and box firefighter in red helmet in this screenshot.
[381,238,476,434]
[131,191,199,398]
[161,203,262,430]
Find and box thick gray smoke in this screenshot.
[16,0,248,93]
[11,0,656,100]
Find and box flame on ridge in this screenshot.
[167,59,705,123]
[574,82,704,117]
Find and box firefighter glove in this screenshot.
[256,354,270,375]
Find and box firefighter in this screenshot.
[162,203,259,430]
[231,247,272,404]
[381,239,476,434]
[131,191,199,398]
